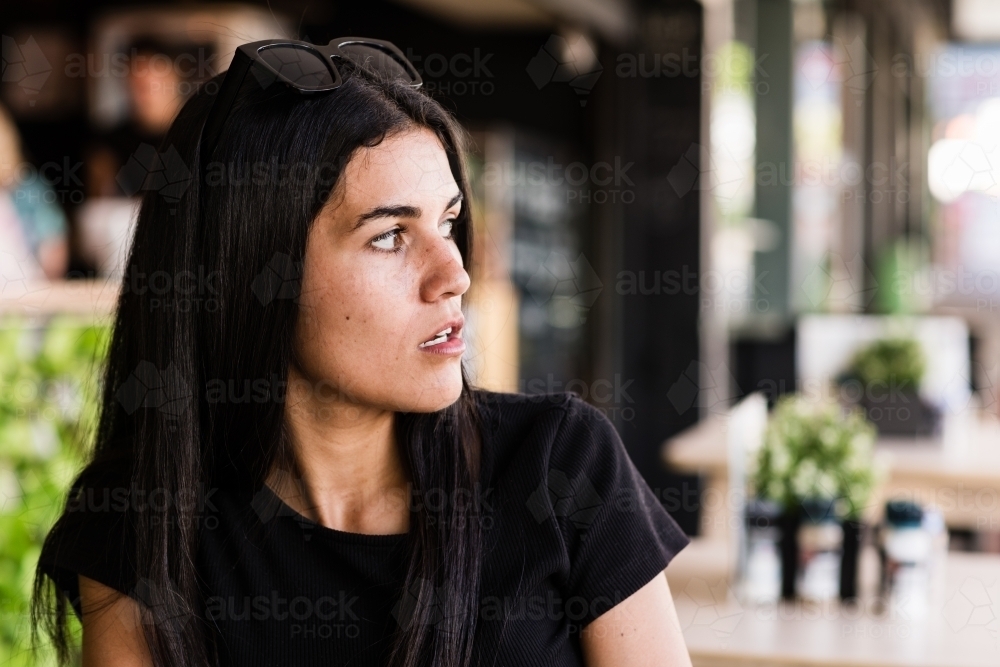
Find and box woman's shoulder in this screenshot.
[470,387,584,444]
[38,464,137,619]
[469,388,616,478]
[471,387,611,434]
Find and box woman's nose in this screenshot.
[420,233,470,302]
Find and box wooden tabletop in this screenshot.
[667,539,1000,667]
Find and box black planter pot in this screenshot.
[779,506,865,601]
[858,391,940,437]
[840,519,865,601]
[779,509,800,600]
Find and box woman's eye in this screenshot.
[371,228,403,253]
[370,220,455,254]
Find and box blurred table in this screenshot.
[0,279,119,317]
[662,410,1000,538]
[666,540,1000,667]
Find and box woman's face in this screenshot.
[291,126,470,415]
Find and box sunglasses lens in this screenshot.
[337,43,416,83]
[257,45,336,89]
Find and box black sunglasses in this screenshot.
[200,37,422,169]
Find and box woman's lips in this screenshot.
[418,326,465,355]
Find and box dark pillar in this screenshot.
[754,0,793,318]
[595,1,704,535]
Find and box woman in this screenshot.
[32,38,692,667]
[0,102,69,281]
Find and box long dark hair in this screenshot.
[32,61,486,667]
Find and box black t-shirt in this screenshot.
[39,390,690,665]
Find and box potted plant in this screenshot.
[838,337,940,437]
[748,395,878,601]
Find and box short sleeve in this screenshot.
[12,179,68,249]
[37,484,136,621]
[545,394,690,628]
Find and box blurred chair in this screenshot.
[76,198,139,279]
[797,315,972,413]
[727,392,768,584]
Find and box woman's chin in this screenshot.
[398,372,464,413]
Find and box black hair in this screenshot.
[32,61,486,667]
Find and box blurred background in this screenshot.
[4,0,1000,664]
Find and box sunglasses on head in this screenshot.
[200,37,422,169]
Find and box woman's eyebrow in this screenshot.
[351,193,463,232]
[352,205,420,232]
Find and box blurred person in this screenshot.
[87,35,215,198]
[0,103,69,280]
[33,38,692,667]
[79,35,215,278]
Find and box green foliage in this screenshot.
[749,395,877,520]
[845,337,926,392]
[0,317,109,666]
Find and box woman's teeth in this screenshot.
[420,327,452,348]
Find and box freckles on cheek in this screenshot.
[301,254,414,344]
[356,270,411,315]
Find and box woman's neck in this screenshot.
[266,365,411,535]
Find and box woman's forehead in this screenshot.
[349,127,450,174]
[318,128,461,227]
[340,130,458,201]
